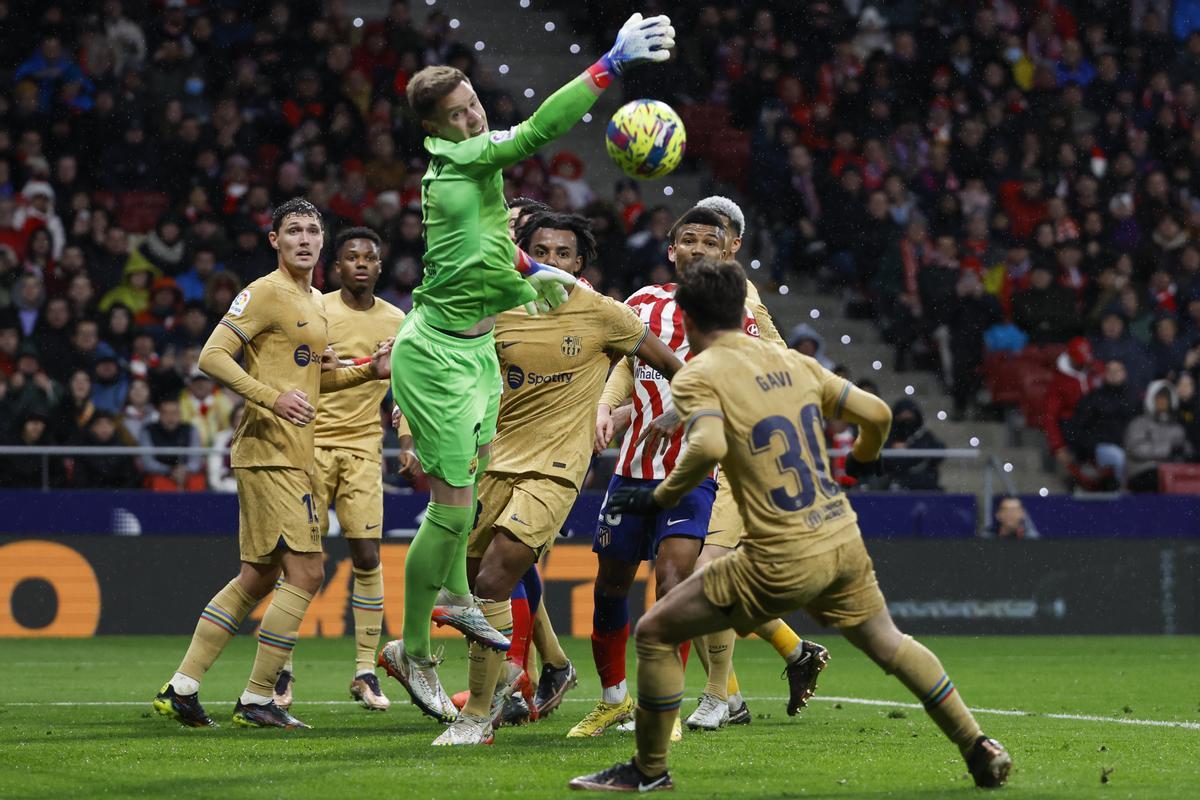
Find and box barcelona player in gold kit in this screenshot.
[152,199,392,730]
[271,227,408,713]
[570,259,1012,792]
[433,211,683,746]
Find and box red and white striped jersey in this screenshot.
[617,283,760,479]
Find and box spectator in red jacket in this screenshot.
[1000,168,1049,241]
[1045,336,1104,480]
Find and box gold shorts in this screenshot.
[468,473,578,560]
[702,530,885,635]
[313,447,383,539]
[235,467,322,564]
[706,471,744,549]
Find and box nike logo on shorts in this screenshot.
[666,518,688,527]
[365,523,380,530]
[510,514,529,526]
[297,321,309,327]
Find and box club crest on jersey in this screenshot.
[294,343,313,367]
[561,335,582,357]
[807,510,823,528]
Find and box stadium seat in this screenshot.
[1158,463,1200,494]
[1017,367,1055,429]
[116,191,172,234]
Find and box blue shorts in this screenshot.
[593,474,718,564]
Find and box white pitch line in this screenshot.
[4,695,1197,730]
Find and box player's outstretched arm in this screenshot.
[456,13,674,177]
[610,414,725,514]
[596,355,637,449]
[319,340,392,393]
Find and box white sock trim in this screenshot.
[170,672,200,696]
[602,680,628,705]
[239,690,274,706]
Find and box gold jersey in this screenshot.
[490,284,647,488]
[313,292,406,460]
[744,280,785,349]
[217,270,328,472]
[671,331,858,559]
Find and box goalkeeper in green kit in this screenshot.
[379,13,676,723]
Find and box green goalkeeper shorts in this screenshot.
[390,305,501,488]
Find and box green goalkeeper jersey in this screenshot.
[414,77,598,331]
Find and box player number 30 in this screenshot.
[749,403,841,512]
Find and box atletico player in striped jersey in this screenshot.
[567,207,744,739]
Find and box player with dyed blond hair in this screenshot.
[570,258,1012,792]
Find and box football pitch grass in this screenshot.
[1,636,1197,798]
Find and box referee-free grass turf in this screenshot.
[0,636,1196,798]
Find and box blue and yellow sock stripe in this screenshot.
[637,690,684,713]
[350,593,384,612]
[258,628,298,652]
[199,604,239,636]
[921,674,956,710]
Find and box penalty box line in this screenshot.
[4,695,1197,730]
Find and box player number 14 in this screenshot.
[749,403,840,512]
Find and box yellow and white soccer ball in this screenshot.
[605,99,686,180]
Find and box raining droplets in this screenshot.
[871,360,882,371]
[523,88,535,98]
[809,309,820,319]
[519,0,530,7]
[750,259,761,270]
[1039,487,1049,497]
[904,385,915,396]
[353,17,364,28]
[779,285,790,295]
[498,64,510,75]
[663,186,674,196]
[936,410,947,421]
[449,18,461,29]
[426,0,436,5]
[969,437,980,447]
[474,41,486,51]
[841,334,851,344]
[570,43,581,54]
[545,21,556,32]
[582,112,592,123]
[1003,462,1014,473]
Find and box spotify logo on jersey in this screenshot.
[506,365,525,389]
[294,344,313,367]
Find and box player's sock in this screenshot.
[463,599,513,717]
[244,582,312,699]
[403,502,473,659]
[520,564,543,613]
[509,581,532,670]
[633,636,684,778]
[727,669,741,698]
[174,578,258,693]
[702,628,735,701]
[532,601,569,670]
[591,589,629,703]
[887,635,983,754]
[351,564,385,674]
[755,618,805,663]
[440,454,492,598]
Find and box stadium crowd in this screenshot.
[6,0,1200,493]
[557,0,1200,491]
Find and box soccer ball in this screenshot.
[605,99,686,180]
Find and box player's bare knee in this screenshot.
[634,612,668,645]
[237,562,280,599]
[347,539,380,570]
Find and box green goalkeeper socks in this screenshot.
[403,502,473,659]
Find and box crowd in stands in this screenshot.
[9,1,1200,495]
[557,0,1200,491]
